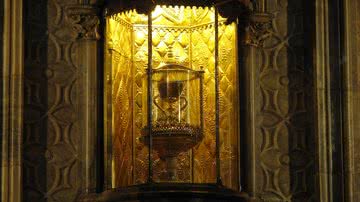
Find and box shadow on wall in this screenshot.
[239,1,317,201]
[287,1,316,201]
[23,0,49,201]
[23,0,83,201]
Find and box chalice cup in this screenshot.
[155,80,188,121]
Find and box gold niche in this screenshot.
[104,5,239,189]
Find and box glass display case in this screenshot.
[103,1,248,201]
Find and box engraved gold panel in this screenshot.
[105,6,239,189]
[106,15,134,187]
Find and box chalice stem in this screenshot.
[165,157,177,181]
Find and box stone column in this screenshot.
[239,12,272,202]
[343,0,360,201]
[63,3,102,198]
[1,0,23,202]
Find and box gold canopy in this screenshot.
[105,0,251,18]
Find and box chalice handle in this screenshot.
[153,95,167,115]
[180,96,188,111]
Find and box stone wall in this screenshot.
[24,0,81,201]
[23,0,100,201]
[241,1,316,201]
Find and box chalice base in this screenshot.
[140,123,203,182]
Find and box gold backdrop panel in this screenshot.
[106,16,135,187]
[218,22,239,189]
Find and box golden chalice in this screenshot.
[140,64,204,182]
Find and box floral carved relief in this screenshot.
[65,6,100,40]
